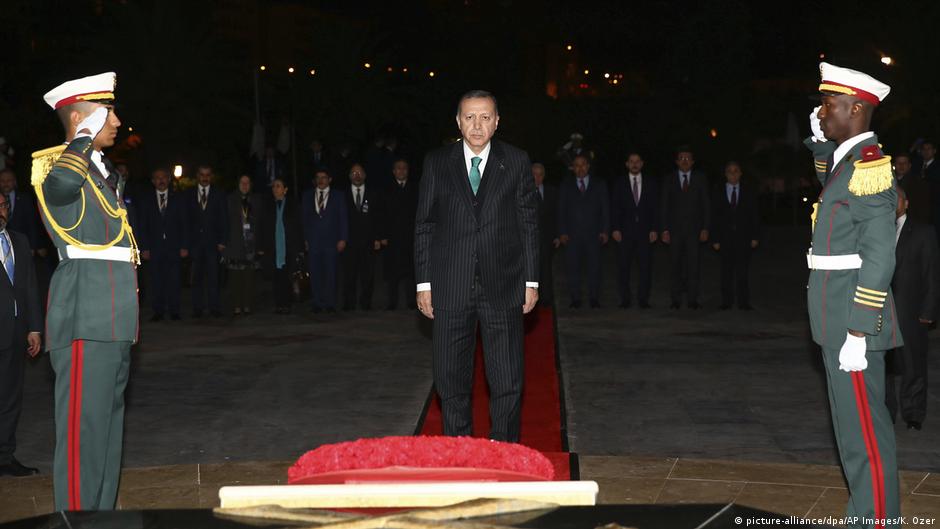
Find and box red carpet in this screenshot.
[416,306,574,479]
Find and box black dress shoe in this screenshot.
[688,302,701,310]
[569,300,582,309]
[0,458,39,477]
[589,299,601,308]
[719,304,732,310]
[310,306,322,314]
[738,304,753,311]
[210,310,223,318]
[639,301,652,309]
[907,421,923,431]
[150,313,164,322]
[192,310,204,318]
[619,301,631,309]
[170,314,181,321]
[326,307,337,314]
[670,302,681,310]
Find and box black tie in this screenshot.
[159,193,166,213]
[355,187,362,210]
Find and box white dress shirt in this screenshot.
[463,141,491,177]
[678,171,691,186]
[316,186,330,214]
[1,229,15,314]
[629,173,642,202]
[417,140,537,292]
[832,131,876,168]
[351,184,365,209]
[725,182,739,203]
[896,213,907,245]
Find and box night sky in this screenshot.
[1,1,937,192]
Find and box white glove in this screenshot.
[809,106,827,143]
[838,332,868,372]
[76,107,109,138]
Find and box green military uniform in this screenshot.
[806,131,901,527]
[33,72,138,511]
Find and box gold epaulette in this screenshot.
[31,145,67,186]
[848,155,893,196]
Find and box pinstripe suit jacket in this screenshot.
[414,140,538,310]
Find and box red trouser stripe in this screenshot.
[851,371,886,525]
[68,339,84,510]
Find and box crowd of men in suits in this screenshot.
[539,147,761,312]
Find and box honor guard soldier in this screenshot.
[806,63,901,528]
[32,72,139,511]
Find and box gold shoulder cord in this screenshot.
[31,146,140,265]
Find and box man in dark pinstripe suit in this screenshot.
[414,90,539,442]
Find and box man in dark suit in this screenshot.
[0,192,42,476]
[342,163,382,311]
[302,169,348,313]
[0,169,40,251]
[610,152,658,309]
[533,163,559,306]
[138,168,188,321]
[186,164,228,318]
[919,141,940,242]
[886,186,939,431]
[661,147,711,309]
[415,90,538,442]
[382,158,418,310]
[254,146,285,191]
[558,154,609,308]
[710,161,760,310]
[894,152,931,224]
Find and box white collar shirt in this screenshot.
[316,186,330,213]
[629,173,642,201]
[896,213,907,245]
[833,131,876,169]
[463,141,491,178]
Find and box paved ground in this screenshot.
[12,226,940,475]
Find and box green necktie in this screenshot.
[469,156,482,195]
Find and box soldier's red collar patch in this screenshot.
[861,145,883,162]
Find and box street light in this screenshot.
[604,73,610,79]
[364,62,372,69]
[309,69,316,76]
[288,67,295,73]
[429,71,436,78]
[173,165,183,178]
[881,56,893,66]
[566,44,573,51]
[259,65,266,71]
[583,69,590,75]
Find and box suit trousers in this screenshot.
[149,251,181,316]
[821,346,900,528]
[564,235,601,303]
[228,269,255,309]
[0,343,26,465]
[616,235,652,304]
[433,277,524,442]
[885,321,928,423]
[272,266,293,309]
[51,339,131,511]
[719,241,751,307]
[343,245,375,309]
[669,232,702,305]
[309,248,338,309]
[191,246,221,312]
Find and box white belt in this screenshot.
[60,245,135,263]
[806,250,862,270]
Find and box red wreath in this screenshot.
[288,436,555,484]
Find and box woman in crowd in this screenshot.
[260,177,302,313]
[224,174,264,315]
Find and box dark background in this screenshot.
[1,0,937,219]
